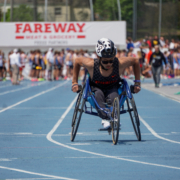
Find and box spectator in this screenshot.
[0,50,3,81]
[165,39,170,48]
[19,50,27,80]
[173,49,180,78]
[167,49,175,78]
[145,47,153,64]
[116,49,121,58]
[169,39,175,50]
[127,37,134,50]
[146,36,152,48]
[10,49,21,85]
[160,37,166,47]
[46,48,54,81]
[91,51,97,59]
[152,36,160,47]
[149,45,167,87]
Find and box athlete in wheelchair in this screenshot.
[71,38,141,145]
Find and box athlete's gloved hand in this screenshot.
[134,84,141,93]
[72,83,79,93]
[130,84,141,94]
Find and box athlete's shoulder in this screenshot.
[75,56,94,67]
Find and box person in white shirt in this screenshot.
[46,48,54,81]
[160,37,165,47]
[91,51,97,59]
[169,39,175,50]
[10,49,21,85]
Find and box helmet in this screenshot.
[96,38,117,58]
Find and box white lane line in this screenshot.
[0,82,26,89]
[142,85,180,103]
[0,82,47,96]
[67,143,91,146]
[0,81,68,114]
[6,178,56,180]
[9,107,69,109]
[47,99,180,170]
[0,166,77,180]
[139,116,180,144]
[0,158,12,161]
[128,79,180,103]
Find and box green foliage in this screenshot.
[93,0,118,21]
[120,0,133,27]
[1,4,42,22]
[93,0,133,28]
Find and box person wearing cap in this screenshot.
[9,49,21,85]
[72,38,141,129]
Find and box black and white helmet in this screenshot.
[96,38,117,58]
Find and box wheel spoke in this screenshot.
[126,95,141,141]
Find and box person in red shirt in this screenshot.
[141,47,153,78]
[146,36,152,48]
[146,47,153,64]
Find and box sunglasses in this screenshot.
[101,60,114,64]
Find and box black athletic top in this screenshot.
[90,58,120,90]
[149,51,166,67]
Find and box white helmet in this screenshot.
[96,38,117,58]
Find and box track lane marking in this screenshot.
[0,165,77,180]
[0,82,47,96]
[47,98,180,170]
[139,116,180,144]
[0,81,68,114]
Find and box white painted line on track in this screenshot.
[47,98,180,170]
[6,178,56,180]
[9,107,69,109]
[67,143,91,146]
[0,166,78,180]
[0,158,12,161]
[128,79,180,103]
[142,85,180,103]
[0,82,47,96]
[0,82,26,89]
[0,81,68,114]
[139,116,180,144]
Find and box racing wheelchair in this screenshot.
[71,77,141,145]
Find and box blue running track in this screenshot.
[0,79,180,180]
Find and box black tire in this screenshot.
[126,94,141,141]
[71,86,85,142]
[112,97,120,145]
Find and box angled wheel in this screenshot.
[126,94,141,141]
[111,97,120,145]
[71,85,85,142]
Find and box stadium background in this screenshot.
[0,0,180,41]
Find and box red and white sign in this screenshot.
[0,21,126,47]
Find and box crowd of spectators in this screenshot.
[0,35,180,85]
[0,48,97,84]
[125,36,180,82]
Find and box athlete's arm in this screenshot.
[72,57,94,92]
[119,57,141,93]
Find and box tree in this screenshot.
[1,4,42,22]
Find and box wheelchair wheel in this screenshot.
[71,86,85,142]
[111,97,120,145]
[126,94,141,141]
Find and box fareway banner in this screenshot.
[0,21,126,47]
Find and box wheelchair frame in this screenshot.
[71,77,141,145]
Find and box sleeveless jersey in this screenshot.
[90,58,120,89]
